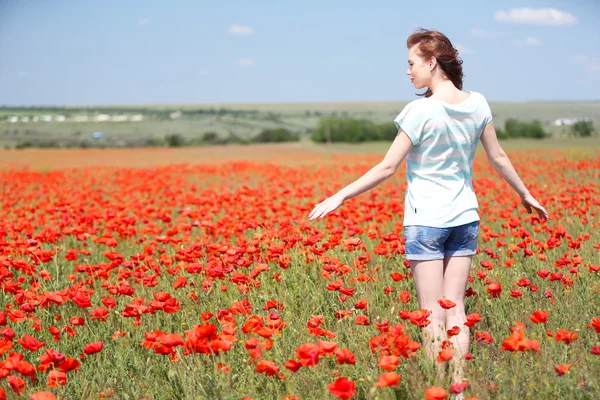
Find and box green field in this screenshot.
[1,101,599,148]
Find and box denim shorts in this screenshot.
[404,221,479,260]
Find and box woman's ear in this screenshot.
[429,56,437,71]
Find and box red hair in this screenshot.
[407,28,464,98]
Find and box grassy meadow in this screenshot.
[0,138,599,399]
[1,100,599,148]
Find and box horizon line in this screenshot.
[2,98,600,108]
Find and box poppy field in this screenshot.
[0,143,599,400]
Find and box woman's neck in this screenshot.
[429,79,458,96]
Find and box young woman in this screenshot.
[308,28,549,391]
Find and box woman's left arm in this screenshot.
[308,130,413,220]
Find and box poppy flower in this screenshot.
[83,342,104,355]
[424,386,447,400]
[327,377,356,399]
[376,372,401,387]
[17,335,46,352]
[438,299,456,309]
[529,310,549,324]
[378,355,400,371]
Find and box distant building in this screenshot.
[91,131,104,139]
[96,114,111,121]
[7,116,18,123]
[111,115,129,122]
[170,111,182,119]
[42,115,52,122]
[55,115,66,122]
[554,117,593,126]
[20,116,30,122]
[73,115,89,122]
[130,115,143,121]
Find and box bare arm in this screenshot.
[480,121,549,220]
[308,130,412,220]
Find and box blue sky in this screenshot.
[1,0,599,106]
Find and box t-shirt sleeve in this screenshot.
[393,102,427,146]
[480,93,493,126]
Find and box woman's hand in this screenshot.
[308,194,345,220]
[521,194,549,220]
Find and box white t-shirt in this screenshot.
[393,90,493,227]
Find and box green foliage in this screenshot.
[202,131,219,142]
[253,128,299,143]
[571,120,594,137]
[501,119,547,139]
[312,118,385,143]
[165,133,186,147]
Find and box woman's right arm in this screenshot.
[480,121,549,220]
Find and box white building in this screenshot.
[7,116,18,123]
[170,111,182,119]
[130,115,143,121]
[55,115,66,122]
[554,117,593,126]
[96,114,111,121]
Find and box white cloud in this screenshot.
[470,28,505,38]
[494,8,577,26]
[138,18,150,25]
[512,37,542,47]
[239,58,255,67]
[454,44,473,55]
[229,25,254,36]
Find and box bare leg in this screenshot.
[410,259,447,382]
[442,255,472,383]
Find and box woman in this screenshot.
[308,28,549,391]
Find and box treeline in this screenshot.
[311,117,595,143]
[4,118,596,150]
[311,118,398,143]
[8,127,301,150]
[163,128,299,147]
[495,119,594,139]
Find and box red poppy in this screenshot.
[438,299,456,309]
[529,310,549,324]
[83,341,104,355]
[327,377,356,399]
[296,343,321,367]
[17,335,46,352]
[378,355,400,370]
[424,386,447,400]
[376,372,401,387]
[254,360,280,377]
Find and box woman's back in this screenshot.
[393,90,493,228]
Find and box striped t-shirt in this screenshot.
[393,90,493,228]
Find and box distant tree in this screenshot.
[504,119,546,139]
[202,131,219,142]
[523,120,546,139]
[378,122,398,141]
[571,120,594,137]
[165,133,186,147]
[253,128,298,143]
[504,119,522,138]
[495,127,507,140]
